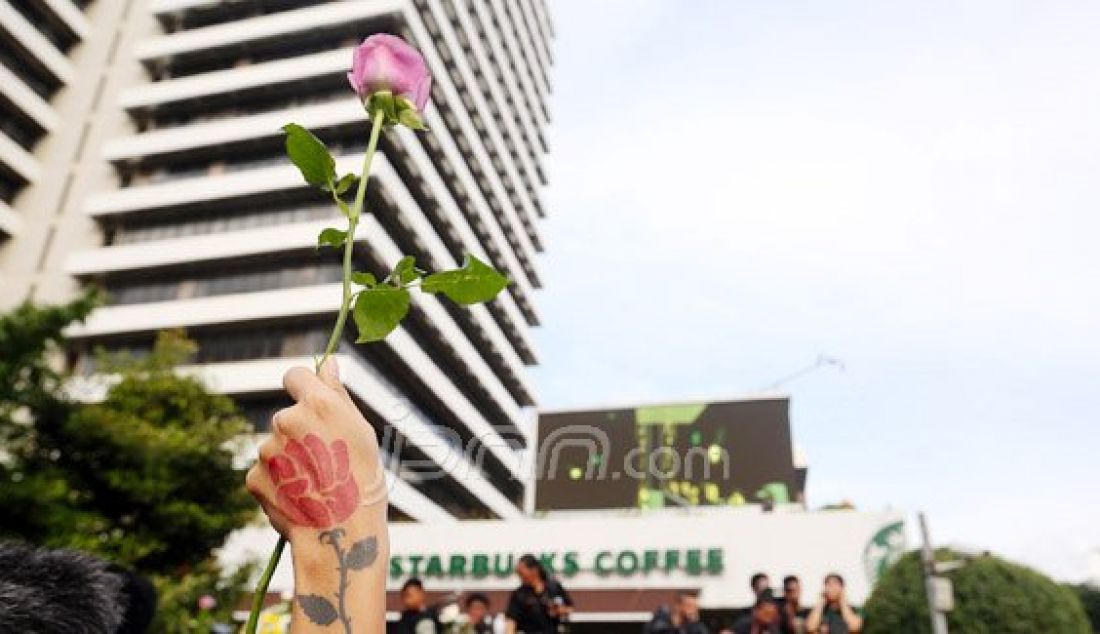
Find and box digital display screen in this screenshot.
[535,398,800,511]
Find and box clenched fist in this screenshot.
[246,359,386,541]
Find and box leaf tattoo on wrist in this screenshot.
[298,529,378,632]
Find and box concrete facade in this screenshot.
[0,0,553,524]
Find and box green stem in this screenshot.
[316,109,387,371]
[244,537,285,634]
[245,109,386,634]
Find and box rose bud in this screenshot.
[347,33,431,129]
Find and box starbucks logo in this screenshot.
[863,520,906,584]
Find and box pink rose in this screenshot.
[347,34,431,112]
[267,434,360,529]
[197,595,216,611]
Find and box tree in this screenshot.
[1068,584,1100,633]
[863,549,1090,634]
[0,297,256,629]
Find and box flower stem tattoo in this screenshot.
[297,529,379,633]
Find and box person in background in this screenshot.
[461,592,494,634]
[505,554,573,633]
[750,573,772,599]
[805,574,862,634]
[778,575,807,634]
[643,590,709,634]
[732,594,781,634]
[397,577,441,634]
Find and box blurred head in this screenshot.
[464,592,490,624]
[750,572,770,596]
[516,554,546,586]
[400,578,427,611]
[782,575,801,603]
[676,591,700,622]
[752,597,779,625]
[822,573,845,603]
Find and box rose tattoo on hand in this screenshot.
[268,434,360,529]
[246,361,385,538]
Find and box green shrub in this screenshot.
[863,549,1089,634]
[1067,584,1100,633]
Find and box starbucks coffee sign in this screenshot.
[389,548,724,579]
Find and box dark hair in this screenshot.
[517,554,547,581]
[750,572,769,589]
[753,593,778,610]
[0,541,125,633]
[110,565,157,634]
[677,590,699,601]
[824,573,845,586]
[782,575,799,587]
[465,592,490,609]
[401,577,425,592]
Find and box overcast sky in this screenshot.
[531,0,1100,582]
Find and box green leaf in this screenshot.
[316,227,347,250]
[352,286,410,343]
[391,255,419,285]
[345,536,378,570]
[350,271,377,287]
[421,254,509,305]
[397,105,427,131]
[334,173,357,195]
[367,90,398,123]
[298,595,338,626]
[282,123,336,189]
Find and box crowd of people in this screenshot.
[646,572,862,634]
[646,567,862,634]
[395,556,860,634]
[396,554,573,634]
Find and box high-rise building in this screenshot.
[2,0,553,526]
[0,0,95,273]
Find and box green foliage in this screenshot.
[317,227,348,250]
[352,286,410,342]
[333,173,357,196]
[389,255,421,285]
[58,331,255,571]
[0,299,257,629]
[422,254,510,305]
[863,549,1090,634]
[153,559,256,633]
[350,271,377,287]
[1068,584,1100,633]
[282,123,336,190]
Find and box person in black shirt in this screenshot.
[732,595,781,634]
[805,574,862,634]
[505,554,574,633]
[644,590,709,634]
[396,577,441,634]
[750,573,772,599]
[778,575,808,634]
[461,592,494,634]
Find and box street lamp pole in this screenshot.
[919,512,950,634]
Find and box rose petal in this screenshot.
[330,439,350,483]
[296,496,333,529]
[276,488,312,526]
[325,478,360,524]
[267,455,296,485]
[277,478,309,497]
[304,433,334,490]
[284,438,322,491]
